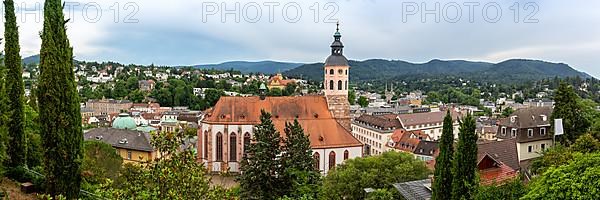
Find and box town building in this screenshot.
[267,73,295,90]
[86,99,133,115]
[84,113,157,164]
[138,80,156,91]
[496,107,553,169]
[198,24,361,175]
[396,111,461,140]
[351,114,402,155]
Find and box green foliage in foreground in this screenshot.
[321,151,429,200]
[522,153,600,199]
[38,0,83,198]
[451,114,478,200]
[474,178,526,200]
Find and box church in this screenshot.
[198,24,362,175]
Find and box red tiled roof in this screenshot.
[204,96,362,149]
[389,129,428,152]
[478,154,519,185]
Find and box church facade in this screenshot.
[198,25,360,175]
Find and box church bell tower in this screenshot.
[324,22,351,130]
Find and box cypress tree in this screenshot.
[239,110,283,199]
[4,0,27,168]
[282,119,314,172]
[38,0,83,198]
[552,81,590,145]
[432,111,455,200]
[0,47,9,174]
[451,114,478,200]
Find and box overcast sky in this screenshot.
[2,0,600,77]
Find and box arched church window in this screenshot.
[203,131,208,159]
[338,69,343,74]
[344,150,349,160]
[329,151,336,170]
[216,132,223,161]
[338,80,342,90]
[243,132,251,154]
[313,152,320,171]
[329,69,334,75]
[329,80,334,90]
[230,133,237,161]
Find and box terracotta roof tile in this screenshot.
[204,96,362,149]
[354,114,402,130]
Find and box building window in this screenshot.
[345,81,348,90]
[338,69,343,74]
[337,80,342,90]
[244,132,251,153]
[329,80,334,90]
[127,151,132,160]
[344,150,349,160]
[203,131,208,159]
[501,127,507,136]
[329,151,336,170]
[540,128,546,136]
[216,132,223,161]
[541,143,546,150]
[313,152,320,171]
[511,129,517,138]
[528,129,533,137]
[528,145,533,153]
[230,133,237,161]
[329,69,334,75]
[345,70,348,75]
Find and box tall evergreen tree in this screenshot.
[432,111,455,200]
[38,0,83,198]
[282,119,314,171]
[281,119,320,198]
[0,47,9,175]
[552,81,590,145]
[239,110,284,199]
[4,0,26,168]
[451,114,478,200]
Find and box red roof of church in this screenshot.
[203,96,362,149]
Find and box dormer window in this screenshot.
[540,115,548,121]
[540,128,546,136]
[501,127,507,136]
[510,116,517,123]
[119,138,128,144]
[95,135,103,140]
[528,129,534,137]
[511,129,517,138]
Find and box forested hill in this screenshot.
[284,59,592,83]
[193,61,303,74]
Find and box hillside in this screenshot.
[22,54,40,65]
[193,61,303,74]
[284,59,592,83]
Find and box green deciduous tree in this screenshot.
[105,130,214,199]
[348,90,356,105]
[451,114,478,200]
[432,111,454,200]
[522,153,600,200]
[4,0,26,168]
[530,145,574,175]
[570,133,600,153]
[357,96,369,108]
[321,151,429,200]
[239,110,284,199]
[474,178,526,200]
[38,0,83,198]
[365,188,395,200]
[552,81,590,145]
[81,141,123,186]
